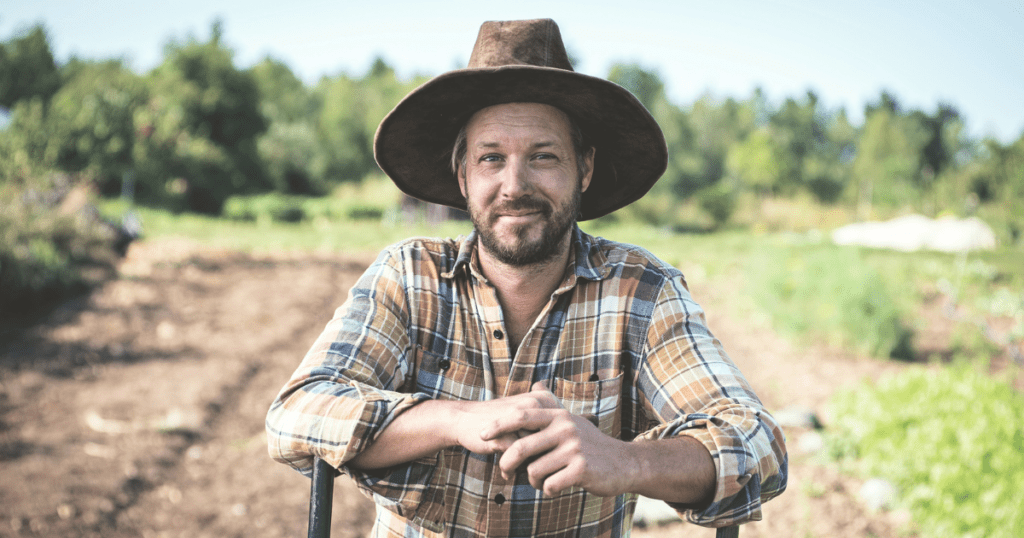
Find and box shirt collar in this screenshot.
[441,225,610,283]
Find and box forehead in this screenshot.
[465,102,573,146]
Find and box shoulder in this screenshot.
[374,235,466,277]
[588,234,686,287]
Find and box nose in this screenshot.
[497,157,531,199]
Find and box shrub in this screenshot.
[222,193,305,223]
[748,244,914,359]
[0,177,121,329]
[827,364,1024,537]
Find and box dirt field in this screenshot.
[1,237,917,537]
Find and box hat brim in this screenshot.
[374,65,668,221]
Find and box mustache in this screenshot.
[491,197,552,215]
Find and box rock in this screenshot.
[57,503,76,520]
[797,431,824,454]
[632,496,679,527]
[858,478,898,511]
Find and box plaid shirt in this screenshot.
[267,226,787,537]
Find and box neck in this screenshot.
[476,231,574,351]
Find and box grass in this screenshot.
[99,199,474,256]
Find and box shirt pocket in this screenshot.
[412,346,486,402]
[550,373,623,437]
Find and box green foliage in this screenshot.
[696,182,737,228]
[607,63,665,113]
[1,26,1021,238]
[222,193,306,223]
[256,121,329,195]
[249,58,329,194]
[132,23,268,213]
[0,176,120,324]
[748,244,914,359]
[0,25,61,108]
[314,58,424,184]
[726,128,785,195]
[827,364,1024,537]
[44,60,148,192]
[221,179,398,225]
[966,134,1024,245]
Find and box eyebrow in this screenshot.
[475,140,559,149]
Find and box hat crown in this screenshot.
[467,19,573,71]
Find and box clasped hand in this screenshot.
[453,381,634,498]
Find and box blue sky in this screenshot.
[3,0,1022,142]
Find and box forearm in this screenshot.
[627,435,716,505]
[348,399,461,470]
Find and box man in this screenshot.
[267,19,787,537]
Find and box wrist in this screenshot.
[447,399,473,448]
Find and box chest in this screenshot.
[405,277,648,398]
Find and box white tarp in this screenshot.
[832,214,997,253]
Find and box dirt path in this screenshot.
[0,238,913,537]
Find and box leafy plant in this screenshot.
[0,175,121,328]
[827,363,1024,537]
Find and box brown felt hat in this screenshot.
[373,19,668,220]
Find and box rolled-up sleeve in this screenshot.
[635,276,788,527]
[265,248,441,517]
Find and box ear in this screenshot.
[580,147,596,193]
[457,166,468,198]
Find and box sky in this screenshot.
[3,0,1023,142]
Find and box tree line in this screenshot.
[2,22,1022,243]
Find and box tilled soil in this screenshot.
[1,238,915,537]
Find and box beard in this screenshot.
[469,183,581,267]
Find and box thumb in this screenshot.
[531,381,550,392]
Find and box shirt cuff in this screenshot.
[331,382,448,529]
[637,410,787,527]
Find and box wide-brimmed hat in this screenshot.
[373,18,667,221]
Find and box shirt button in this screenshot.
[493,329,504,340]
[589,373,600,382]
[439,359,451,371]
[494,493,506,505]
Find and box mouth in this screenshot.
[494,209,546,223]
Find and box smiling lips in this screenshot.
[491,198,551,222]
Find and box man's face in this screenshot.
[458,103,593,267]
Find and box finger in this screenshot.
[541,461,582,497]
[522,447,573,491]
[484,432,520,453]
[480,409,558,441]
[497,427,562,480]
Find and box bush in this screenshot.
[0,177,121,329]
[222,193,305,223]
[697,182,737,229]
[748,244,914,359]
[827,364,1024,537]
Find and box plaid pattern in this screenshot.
[267,226,787,537]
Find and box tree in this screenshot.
[768,91,824,194]
[0,25,61,109]
[727,128,785,197]
[44,60,148,194]
[315,57,423,184]
[607,63,665,113]
[852,97,929,217]
[250,57,327,194]
[134,22,268,212]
